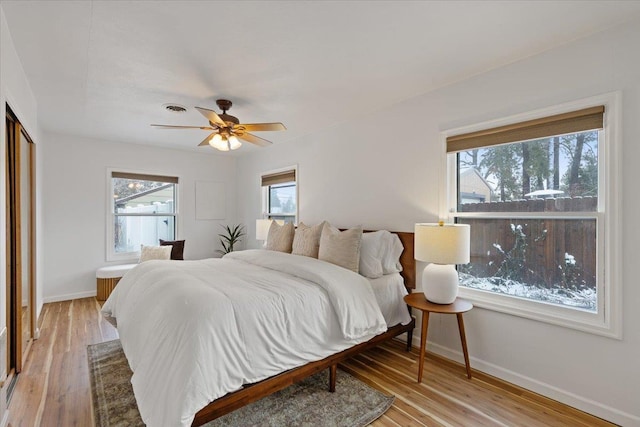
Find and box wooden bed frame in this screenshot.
[192,231,416,426]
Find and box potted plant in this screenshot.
[217,224,246,255]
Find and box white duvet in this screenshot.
[101,250,387,427]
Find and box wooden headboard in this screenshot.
[393,231,415,290]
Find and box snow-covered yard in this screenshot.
[459,273,597,311]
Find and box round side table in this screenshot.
[404,292,473,382]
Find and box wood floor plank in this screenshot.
[6,298,616,427]
[342,359,493,427]
[348,351,527,426]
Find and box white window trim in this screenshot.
[440,92,622,339]
[260,164,299,224]
[106,168,181,262]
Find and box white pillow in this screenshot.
[358,231,404,277]
[359,231,386,279]
[139,244,172,262]
[382,232,404,274]
[318,223,363,272]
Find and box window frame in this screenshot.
[106,168,180,262]
[261,165,298,224]
[441,93,622,339]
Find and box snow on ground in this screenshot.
[459,273,596,311]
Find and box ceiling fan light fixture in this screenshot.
[228,135,242,150]
[209,133,229,151]
[153,100,284,150]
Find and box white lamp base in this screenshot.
[422,263,459,304]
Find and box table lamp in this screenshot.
[255,219,285,244]
[414,222,470,304]
[256,219,273,242]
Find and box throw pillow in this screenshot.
[139,244,172,263]
[266,221,295,253]
[318,223,363,272]
[292,221,326,258]
[159,239,185,260]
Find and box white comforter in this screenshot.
[101,250,387,427]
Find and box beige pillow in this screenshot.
[266,221,295,253]
[292,221,326,258]
[139,244,172,262]
[318,224,363,272]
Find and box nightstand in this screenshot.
[404,292,473,382]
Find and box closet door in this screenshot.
[5,106,35,382]
[19,127,34,358]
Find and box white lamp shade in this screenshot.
[256,219,273,241]
[414,223,470,265]
[228,135,242,150]
[209,134,229,151]
[256,219,285,241]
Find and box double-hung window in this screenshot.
[445,95,621,337]
[261,167,297,224]
[108,171,178,261]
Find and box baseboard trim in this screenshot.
[43,290,96,303]
[418,337,639,427]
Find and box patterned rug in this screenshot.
[88,340,394,427]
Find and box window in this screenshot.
[445,95,621,337]
[108,171,178,261]
[261,167,297,223]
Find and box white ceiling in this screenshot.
[2,1,640,154]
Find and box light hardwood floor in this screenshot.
[8,298,614,427]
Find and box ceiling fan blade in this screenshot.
[151,124,214,130]
[238,122,286,132]
[195,107,227,127]
[237,132,273,147]
[198,132,216,146]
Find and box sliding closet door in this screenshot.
[5,111,20,379]
[5,106,35,384]
[19,127,34,356]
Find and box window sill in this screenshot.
[457,286,621,339]
[106,252,139,263]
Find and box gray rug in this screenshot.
[88,340,394,427]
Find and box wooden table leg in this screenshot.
[456,313,472,379]
[418,311,429,383]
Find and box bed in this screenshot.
[102,230,415,427]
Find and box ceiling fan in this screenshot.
[151,99,286,151]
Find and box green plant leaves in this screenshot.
[217,224,246,255]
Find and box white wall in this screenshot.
[41,133,237,302]
[0,5,43,424]
[237,20,640,426]
[1,5,44,316]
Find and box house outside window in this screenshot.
[444,95,621,338]
[261,167,297,224]
[108,171,178,261]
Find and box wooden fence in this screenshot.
[458,197,597,289]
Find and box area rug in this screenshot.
[88,340,394,427]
